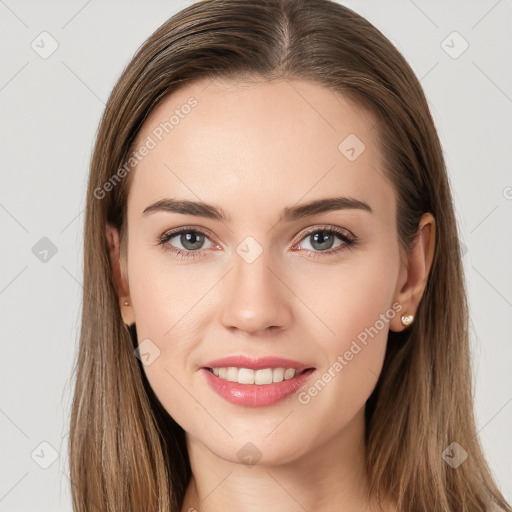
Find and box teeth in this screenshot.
[283,368,296,380]
[272,367,284,383]
[226,367,238,381]
[209,367,302,384]
[238,368,255,384]
[255,369,272,385]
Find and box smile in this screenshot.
[201,367,316,407]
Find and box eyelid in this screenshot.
[294,224,356,244]
[158,225,220,246]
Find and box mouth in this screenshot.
[200,361,317,407]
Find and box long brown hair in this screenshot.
[68,1,511,510]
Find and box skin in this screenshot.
[106,77,435,512]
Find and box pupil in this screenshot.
[182,232,204,250]
[311,231,334,250]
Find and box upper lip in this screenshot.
[201,355,315,372]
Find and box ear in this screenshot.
[389,212,436,332]
[106,223,135,326]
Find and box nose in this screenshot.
[219,245,292,336]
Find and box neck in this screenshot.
[180,407,391,512]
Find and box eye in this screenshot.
[157,227,218,260]
[292,226,357,257]
[157,225,357,260]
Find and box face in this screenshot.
[118,78,408,465]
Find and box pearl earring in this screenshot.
[124,301,129,306]
[401,314,414,326]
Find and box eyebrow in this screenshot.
[142,196,373,222]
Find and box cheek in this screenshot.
[291,256,398,437]
[289,244,399,351]
[128,244,214,338]
[126,249,208,423]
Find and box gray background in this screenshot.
[1,0,511,510]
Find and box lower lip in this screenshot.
[200,368,316,407]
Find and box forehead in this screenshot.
[127,78,395,223]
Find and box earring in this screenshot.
[124,300,130,306]
[401,314,414,327]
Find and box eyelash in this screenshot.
[157,225,358,260]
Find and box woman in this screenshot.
[68,0,511,510]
